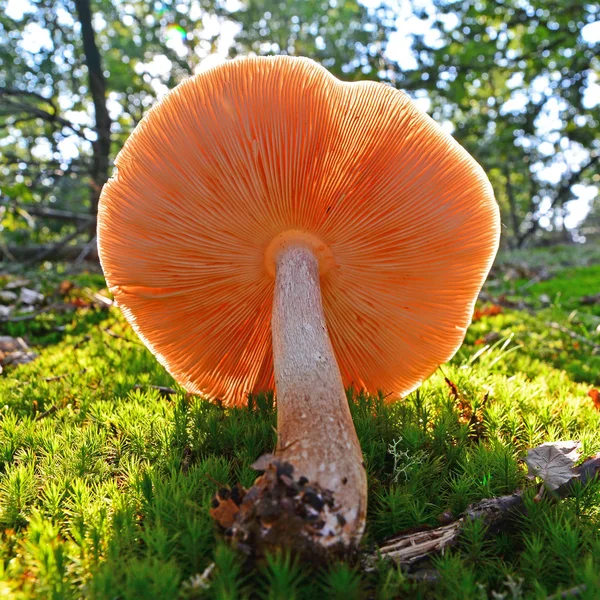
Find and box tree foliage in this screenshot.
[410,0,599,246]
[0,0,598,250]
[0,0,398,248]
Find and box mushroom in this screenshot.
[98,56,500,555]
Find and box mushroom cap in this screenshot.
[98,55,500,407]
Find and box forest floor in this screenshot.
[0,243,599,599]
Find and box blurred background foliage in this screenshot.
[0,0,598,258]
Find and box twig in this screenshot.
[1,244,100,263]
[43,368,87,382]
[73,335,91,350]
[0,87,89,140]
[132,384,178,396]
[71,235,98,270]
[547,321,600,352]
[3,221,90,271]
[0,306,53,323]
[368,454,600,571]
[35,405,57,421]
[374,521,464,569]
[102,327,145,346]
[0,304,78,323]
[83,288,113,308]
[546,585,587,599]
[18,206,95,221]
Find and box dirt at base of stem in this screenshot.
[210,457,357,563]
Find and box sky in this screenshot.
[4,0,599,233]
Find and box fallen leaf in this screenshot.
[524,441,582,491]
[4,278,30,290]
[0,336,28,353]
[210,498,239,528]
[209,486,245,529]
[19,288,44,306]
[0,291,18,303]
[58,280,75,295]
[472,304,503,322]
[444,379,486,439]
[473,331,501,346]
[581,293,600,305]
[588,389,600,411]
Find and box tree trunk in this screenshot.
[2,244,99,262]
[74,0,112,236]
[503,167,521,249]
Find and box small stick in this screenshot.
[71,235,98,270]
[43,368,87,382]
[35,405,57,421]
[132,384,178,396]
[369,454,600,570]
[546,584,587,599]
[103,327,145,346]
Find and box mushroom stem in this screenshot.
[272,244,367,548]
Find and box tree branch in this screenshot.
[2,220,93,270]
[1,243,99,263]
[520,152,600,244]
[9,205,95,222]
[369,453,600,571]
[0,89,89,140]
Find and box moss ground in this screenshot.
[1,244,599,599]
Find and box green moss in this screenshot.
[1,250,599,598]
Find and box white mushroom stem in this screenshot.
[272,244,367,547]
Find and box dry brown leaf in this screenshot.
[525,441,582,491]
[58,280,75,295]
[588,389,600,411]
[209,498,240,529]
[444,377,460,401]
[444,379,486,439]
[472,304,503,322]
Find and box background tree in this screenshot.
[0,0,598,257]
[0,0,399,256]
[409,0,599,247]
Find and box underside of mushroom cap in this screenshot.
[98,55,500,407]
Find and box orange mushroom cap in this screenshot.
[98,55,500,407]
